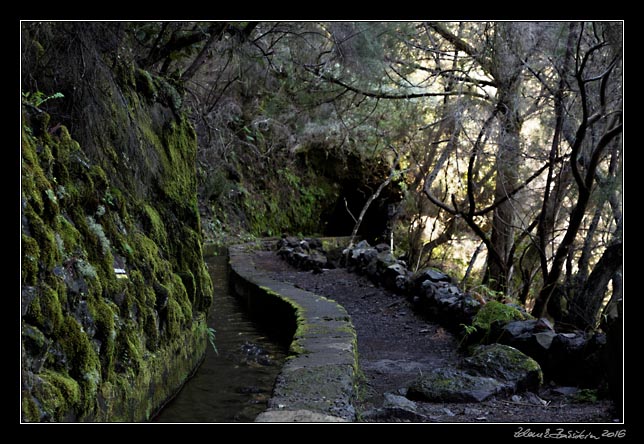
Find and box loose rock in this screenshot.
[406,367,508,402]
[462,344,543,392]
[383,392,418,412]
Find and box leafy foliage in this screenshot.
[22,91,64,108]
[206,327,218,355]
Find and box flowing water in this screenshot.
[152,254,288,423]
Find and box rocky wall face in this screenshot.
[21,63,212,421]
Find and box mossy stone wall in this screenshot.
[21,64,212,422]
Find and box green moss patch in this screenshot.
[38,369,82,419]
[22,233,40,285]
[472,301,531,333]
[407,367,507,403]
[463,343,543,392]
[25,283,64,336]
[21,77,212,422]
[572,388,599,403]
[142,204,168,250]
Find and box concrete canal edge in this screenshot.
[228,241,358,422]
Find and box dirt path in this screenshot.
[250,249,615,423]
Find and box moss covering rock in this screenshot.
[472,301,531,332]
[462,344,543,392]
[461,300,534,345]
[21,58,212,422]
[406,367,507,403]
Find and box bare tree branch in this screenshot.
[425,22,494,74]
[473,160,557,217]
[467,109,499,216]
[349,147,402,246]
[310,68,490,101]
[182,23,228,81]
[390,60,498,88]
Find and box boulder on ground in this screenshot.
[472,301,531,335]
[406,367,507,403]
[461,344,543,392]
[383,392,417,412]
[409,268,451,294]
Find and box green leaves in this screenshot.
[460,323,478,336]
[206,326,218,355]
[22,90,64,108]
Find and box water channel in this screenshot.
[152,254,288,423]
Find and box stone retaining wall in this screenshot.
[228,241,358,422]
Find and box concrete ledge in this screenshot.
[228,242,358,422]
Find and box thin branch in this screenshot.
[206,74,240,114]
[583,54,619,84]
[425,22,493,74]
[461,240,485,287]
[507,216,540,279]
[390,60,497,88]
[349,147,402,246]
[467,109,499,216]
[344,198,358,224]
[182,23,227,81]
[310,68,490,101]
[473,160,557,217]
[571,55,590,192]
[520,57,558,97]
[578,40,609,77]
[584,123,623,190]
[140,22,171,67]
[422,187,456,214]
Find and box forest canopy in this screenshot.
[22,21,623,332]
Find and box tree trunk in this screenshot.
[532,121,622,319]
[565,242,622,330]
[532,23,623,318]
[181,23,228,81]
[575,203,603,287]
[605,300,623,419]
[537,24,576,283]
[532,182,590,319]
[484,23,524,293]
[486,118,520,291]
[485,95,522,292]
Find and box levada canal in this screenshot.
[152,253,288,423]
